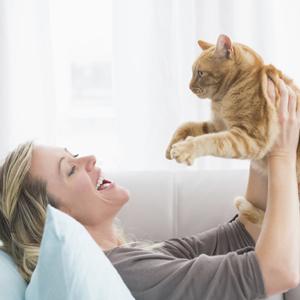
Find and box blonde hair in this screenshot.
[0,141,163,283]
[0,141,57,283]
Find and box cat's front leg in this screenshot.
[165,121,216,159]
[170,127,272,165]
[169,136,199,165]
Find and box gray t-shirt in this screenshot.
[104,219,266,300]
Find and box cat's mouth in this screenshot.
[192,87,206,98]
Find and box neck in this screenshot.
[213,68,258,101]
[214,70,242,100]
[85,220,120,251]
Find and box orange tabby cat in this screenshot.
[165,34,300,224]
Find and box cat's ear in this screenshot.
[214,34,233,59]
[197,40,213,50]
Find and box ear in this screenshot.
[214,34,233,58]
[197,40,213,50]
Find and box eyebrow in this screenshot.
[58,148,69,175]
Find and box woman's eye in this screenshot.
[68,166,76,177]
[67,154,79,176]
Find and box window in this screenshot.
[50,0,118,168]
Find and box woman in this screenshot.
[0,79,299,300]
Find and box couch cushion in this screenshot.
[175,169,248,236]
[110,171,175,241]
[0,249,27,300]
[108,170,248,239]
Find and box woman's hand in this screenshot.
[246,79,300,211]
[268,79,300,160]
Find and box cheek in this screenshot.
[71,175,95,197]
[191,72,201,84]
[66,177,96,216]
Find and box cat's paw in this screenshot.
[165,137,187,160]
[165,146,172,160]
[166,140,182,160]
[165,144,174,160]
[170,137,197,165]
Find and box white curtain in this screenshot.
[2,0,300,171]
[113,0,201,171]
[0,0,55,160]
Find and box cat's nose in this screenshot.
[189,82,195,92]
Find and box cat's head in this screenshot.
[189,34,263,100]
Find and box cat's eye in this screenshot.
[198,70,204,77]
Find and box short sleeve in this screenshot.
[106,245,266,300]
[160,219,255,259]
[284,283,300,300]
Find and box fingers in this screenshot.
[278,79,300,124]
[267,79,276,104]
[297,95,300,119]
[287,85,297,117]
[278,79,289,116]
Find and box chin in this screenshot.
[196,93,208,99]
[190,88,208,99]
[116,184,130,203]
[122,190,130,203]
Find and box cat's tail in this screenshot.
[234,196,265,225]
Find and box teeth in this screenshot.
[96,176,104,190]
[101,183,111,190]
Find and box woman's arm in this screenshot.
[245,163,268,211]
[238,163,268,242]
[255,80,300,296]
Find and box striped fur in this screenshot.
[165,35,300,224]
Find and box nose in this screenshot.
[189,76,196,91]
[80,155,96,172]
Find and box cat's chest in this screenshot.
[211,102,228,130]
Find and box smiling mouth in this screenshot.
[96,176,113,191]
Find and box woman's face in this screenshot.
[29,145,129,226]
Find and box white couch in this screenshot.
[109,169,295,300]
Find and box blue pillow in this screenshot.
[0,250,27,300]
[26,205,134,300]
